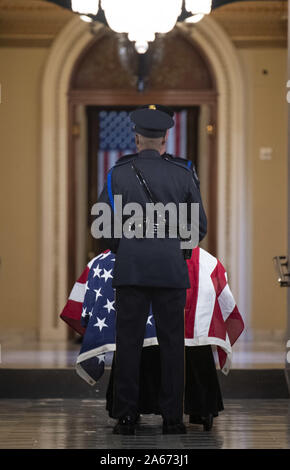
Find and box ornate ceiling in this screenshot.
[0,0,287,48]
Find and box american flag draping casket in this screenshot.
[60,248,244,386]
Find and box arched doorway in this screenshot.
[40,16,248,342]
[67,27,218,292]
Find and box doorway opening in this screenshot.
[69,102,217,297]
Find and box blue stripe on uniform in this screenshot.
[107,170,114,211]
[187,160,192,169]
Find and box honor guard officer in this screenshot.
[114,105,206,231]
[97,105,207,435]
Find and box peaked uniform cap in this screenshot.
[130,105,174,138]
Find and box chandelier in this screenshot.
[71,0,212,54]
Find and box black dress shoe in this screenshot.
[162,421,187,435]
[113,416,136,435]
[189,415,203,425]
[202,414,213,431]
[189,414,214,431]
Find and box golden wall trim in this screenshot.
[213,0,287,14]
[211,0,287,48]
[0,0,72,47]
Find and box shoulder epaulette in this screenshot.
[163,155,191,172]
[113,153,137,168]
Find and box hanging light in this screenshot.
[71,1,213,53]
[185,13,205,24]
[185,0,212,15]
[71,0,99,16]
[101,0,183,53]
[80,15,94,23]
[134,41,149,54]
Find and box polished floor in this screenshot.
[0,399,290,449]
[0,338,286,369]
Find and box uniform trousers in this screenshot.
[107,346,224,420]
[113,285,187,423]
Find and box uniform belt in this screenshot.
[126,218,192,240]
[127,218,172,237]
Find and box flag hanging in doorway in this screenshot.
[166,110,187,159]
[97,110,136,195]
[97,109,188,195]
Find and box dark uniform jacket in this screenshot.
[98,149,207,289]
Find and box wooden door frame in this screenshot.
[67,89,218,292]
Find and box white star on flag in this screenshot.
[101,268,113,282]
[88,310,93,318]
[93,264,102,278]
[104,298,115,314]
[147,315,153,326]
[93,317,108,332]
[94,287,102,301]
[81,307,87,318]
[85,282,90,292]
[97,354,105,363]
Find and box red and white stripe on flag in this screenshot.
[185,247,244,374]
[166,110,187,158]
[59,256,96,335]
[98,149,133,196]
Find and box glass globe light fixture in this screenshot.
[135,41,149,54]
[71,1,213,53]
[80,15,94,23]
[185,0,212,15]
[71,0,99,16]
[185,13,205,24]
[101,0,183,53]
